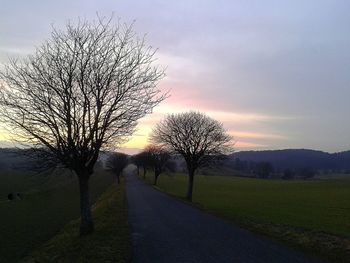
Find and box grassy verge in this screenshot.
[142,172,350,263]
[0,169,115,262]
[22,181,130,263]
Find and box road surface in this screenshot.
[126,173,323,263]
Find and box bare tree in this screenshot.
[106,152,129,184]
[151,111,233,201]
[0,17,165,235]
[130,154,141,175]
[132,151,151,178]
[144,144,170,185]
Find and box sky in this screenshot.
[1,0,350,153]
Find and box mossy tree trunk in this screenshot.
[186,168,195,202]
[154,170,161,185]
[77,171,94,235]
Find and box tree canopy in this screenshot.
[0,16,166,234]
[151,111,233,201]
[144,144,170,185]
[106,152,129,184]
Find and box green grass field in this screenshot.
[145,172,350,262]
[0,168,115,263]
[22,182,130,263]
[147,173,350,236]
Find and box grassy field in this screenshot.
[0,168,115,263]
[144,172,350,262]
[22,182,130,263]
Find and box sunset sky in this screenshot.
[1,0,350,153]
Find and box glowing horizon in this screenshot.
[120,104,296,151]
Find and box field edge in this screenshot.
[21,180,131,263]
[141,173,350,263]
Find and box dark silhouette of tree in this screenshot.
[106,152,129,184]
[0,17,165,235]
[233,158,244,171]
[131,154,141,176]
[282,169,294,180]
[255,162,274,178]
[298,167,316,179]
[151,111,233,201]
[144,144,170,185]
[164,159,177,173]
[132,151,150,178]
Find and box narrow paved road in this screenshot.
[126,173,323,263]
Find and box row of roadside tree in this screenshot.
[107,111,233,202]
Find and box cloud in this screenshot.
[228,131,287,140]
[1,0,350,152]
[234,141,267,150]
[116,147,142,155]
[119,104,293,150]
[0,46,34,55]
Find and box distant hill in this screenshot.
[2,147,350,174]
[229,149,350,171]
[0,148,30,170]
[0,148,114,171]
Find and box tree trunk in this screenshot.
[143,166,147,179]
[137,165,140,175]
[78,173,94,235]
[154,171,160,185]
[116,173,120,184]
[186,169,195,202]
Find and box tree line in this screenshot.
[230,158,316,179]
[0,16,233,235]
[128,111,233,201]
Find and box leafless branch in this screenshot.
[150,111,233,201]
[0,15,166,234]
[0,16,166,174]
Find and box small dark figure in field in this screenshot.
[7,193,14,200]
[7,192,23,201]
